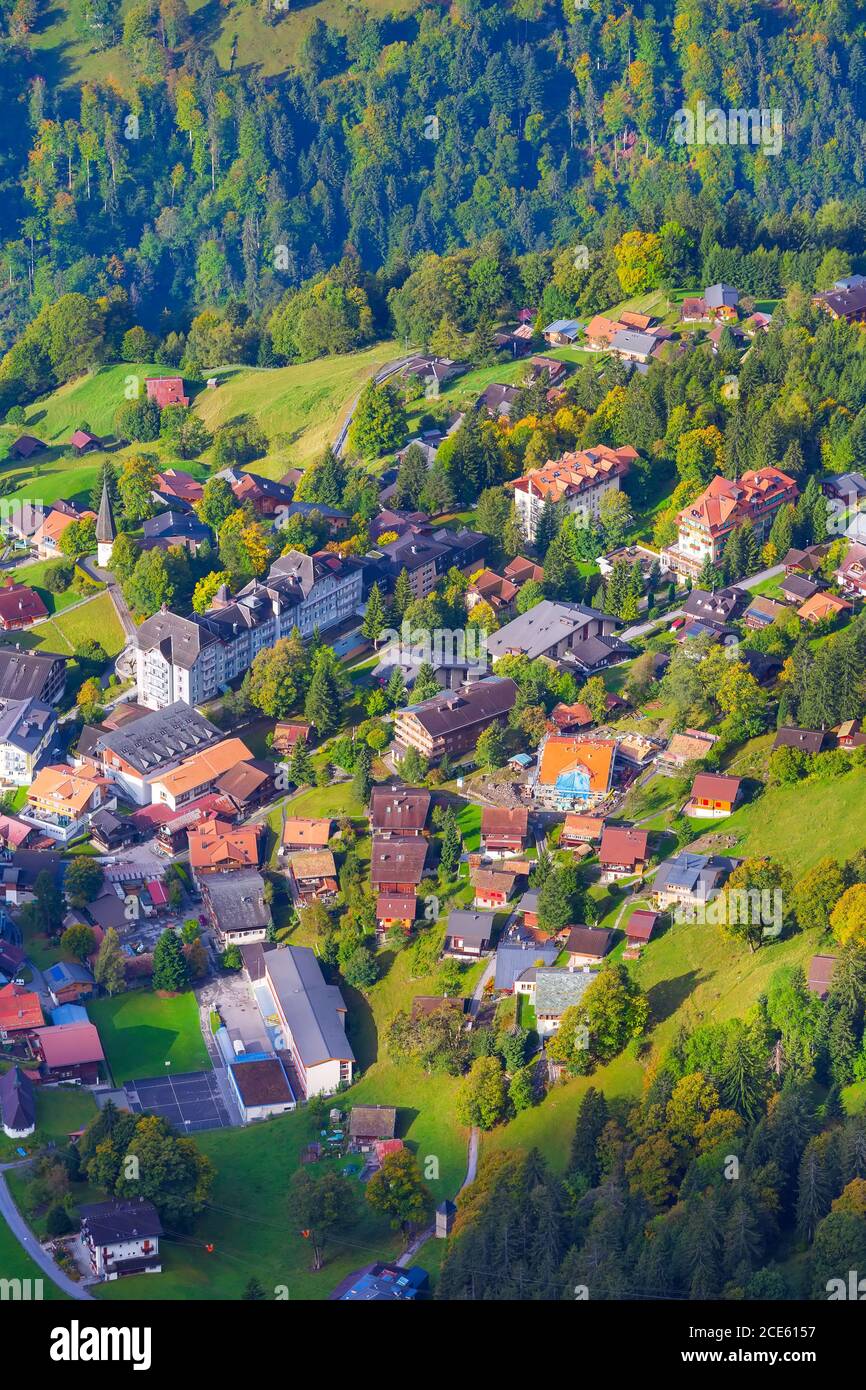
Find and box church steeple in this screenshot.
[96,477,116,568]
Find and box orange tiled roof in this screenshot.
[154,738,254,799]
[510,445,637,504]
[27,764,104,815]
[678,468,796,536]
[187,818,262,871]
[797,591,853,622]
[537,736,616,793]
[0,982,44,1031]
[281,817,333,848]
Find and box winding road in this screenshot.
[333,355,417,458]
[0,1163,93,1301]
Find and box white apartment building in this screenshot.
[135,549,363,710]
[509,445,637,541]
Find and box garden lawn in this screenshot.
[0,591,125,658]
[13,560,99,615]
[285,781,366,820]
[94,1106,402,1303]
[87,991,210,1086]
[0,1086,97,1164]
[193,342,404,475]
[455,802,482,852]
[485,911,822,1173]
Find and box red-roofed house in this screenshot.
[662,468,798,578]
[376,894,417,934]
[152,468,204,504]
[145,879,169,911]
[686,772,742,819]
[70,430,101,455]
[480,806,529,854]
[374,1138,404,1164]
[625,909,658,954]
[145,377,189,409]
[837,543,866,598]
[34,1022,105,1083]
[0,983,45,1039]
[509,445,637,543]
[0,583,48,630]
[599,825,648,879]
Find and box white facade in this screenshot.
[135,561,362,710]
[0,730,53,786]
[514,473,621,542]
[85,1234,161,1281]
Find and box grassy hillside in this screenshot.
[0,343,403,506]
[195,341,403,474]
[690,764,866,875]
[0,591,125,657]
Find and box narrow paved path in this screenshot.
[0,1165,94,1301]
[334,356,415,457]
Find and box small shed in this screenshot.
[436,1200,457,1238]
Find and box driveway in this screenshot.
[621,562,786,641]
[334,356,415,457]
[198,973,273,1055]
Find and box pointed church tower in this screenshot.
[96,476,117,569]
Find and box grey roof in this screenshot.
[825,470,866,498]
[773,726,826,754]
[779,574,818,601]
[380,533,451,572]
[705,283,739,308]
[96,478,116,545]
[142,511,212,544]
[494,941,559,991]
[446,910,496,948]
[654,852,736,897]
[479,383,520,415]
[97,701,221,774]
[265,944,355,1066]
[682,587,747,626]
[79,1198,163,1244]
[610,330,658,356]
[817,283,866,317]
[0,648,65,702]
[534,967,593,1017]
[566,633,634,671]
[203,871,270,932]
[544,319,583,337]
[135,610,222,668]
[0,697,54,755]
[487,601,616,662]
[44,961,93,987]
[0,1065,35,1134]
[87,890,128,932]
[516,889,539,916]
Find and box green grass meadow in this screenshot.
[87,991,211,1086]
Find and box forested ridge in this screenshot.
[2,0,866,368]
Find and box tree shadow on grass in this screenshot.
[646,969,701,1026]
[340,981,377,1072]
[108,1023,182,1080]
